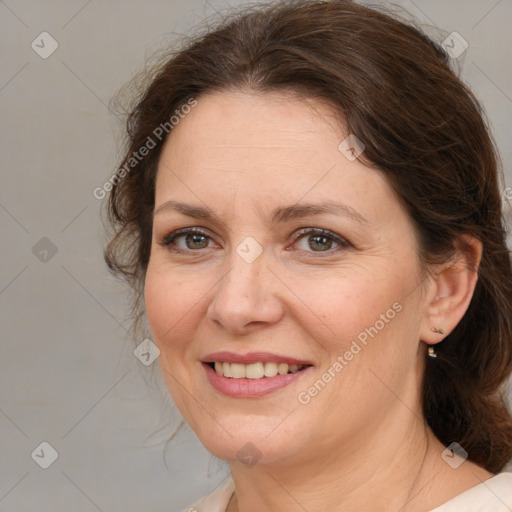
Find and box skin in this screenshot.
[144,90,491,511]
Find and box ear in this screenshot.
[420,235,482,345]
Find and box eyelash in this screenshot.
[159,227,351,255]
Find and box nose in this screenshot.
[206,249,285,335]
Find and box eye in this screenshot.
[159,228,216,252]
[292,228,350,253]
[159,227,350,255]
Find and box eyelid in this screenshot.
[158,226,351,253]
[290,227,351,250]
[159,227,217,249]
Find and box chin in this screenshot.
[189,415,307,467]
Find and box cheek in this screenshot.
[295,264,419,376]
[292,269,392,341]
[143,266,198,349]
[144,271,170,341]
[143,267,201,410]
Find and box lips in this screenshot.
[202,351,312,366]
[201,351,313,397]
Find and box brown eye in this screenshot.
[161,228,214,251]
[293,228,350,253]
[306,234,334,251]
[182,233,209,249]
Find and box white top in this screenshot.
[184,473,512,512]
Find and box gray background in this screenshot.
[1,1,511,511]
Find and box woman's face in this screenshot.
[145,90,429,466]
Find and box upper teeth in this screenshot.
[214,362,304,379]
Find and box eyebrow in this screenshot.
[269,202,368,225]
[153,200,368,226]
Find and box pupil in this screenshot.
[309,235,331,251]
[187,233,208,249]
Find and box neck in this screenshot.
[228,409,456,512]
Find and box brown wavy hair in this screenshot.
[104,0,512,472]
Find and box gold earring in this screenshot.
[431,327,445,335]
[428,346,437,358]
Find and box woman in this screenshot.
[104,1,512,510]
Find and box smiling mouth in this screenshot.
[206,361,311,379]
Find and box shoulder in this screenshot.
[429,472,512,512]
[179,473,512,511]
[182,478,235,512]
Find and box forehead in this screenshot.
[154,89,399,224]
[160,89,342,167]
